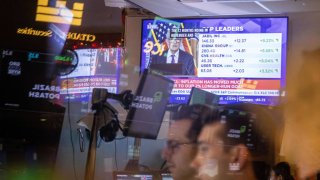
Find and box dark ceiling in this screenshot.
[0,0,124,33]
[0,0,124,52]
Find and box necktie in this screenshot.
[171,55,175,64]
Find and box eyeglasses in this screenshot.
[166,140,196,152]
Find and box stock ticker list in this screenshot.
[197,33,282,79]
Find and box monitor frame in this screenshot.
[123,69,174,139]
[139,16,288,106]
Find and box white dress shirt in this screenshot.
[166,50,180,64]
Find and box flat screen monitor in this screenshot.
[113,171,154,180]
[123,69,174,139]
[188,87,219,105]
[59,48,122,102]
[140,17,288,106]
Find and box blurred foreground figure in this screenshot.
[281,49,320,179]
[191,104,275,180]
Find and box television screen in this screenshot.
[140,17,288,105]
[59,48,123,103]
[123,69,174,139]
[188,87,219,106]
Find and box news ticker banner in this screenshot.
[59,76,117,94]
[170,93,281,105]
[169,77,281,104]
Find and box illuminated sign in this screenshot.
[35,0,84,26]
[54,55,73,65]
[17,27,52,37]
[28,52,40,61]
[67,32,96,42]
[16,27,96,42]
[22,50,75,65]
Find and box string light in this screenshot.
[68,41,123,50]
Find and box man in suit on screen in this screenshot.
[150,37,195,76]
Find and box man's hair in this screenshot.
[171,104,218,143]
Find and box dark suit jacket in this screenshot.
[150,49,195,75]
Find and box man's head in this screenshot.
[166,31,182,54]
[162,119,197,180]
[191,104,275,180]
[167,38,182,54]
[162,104,216,180]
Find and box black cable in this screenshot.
[114,140,118,170]
[77,128,85,152]
[160,160,167,170]
[112,109,120,171]
[115,114,123,132]
[118,120,125,126]
[97,136,102,148]
[66,76,78,180]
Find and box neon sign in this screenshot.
[35,0,84,26]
